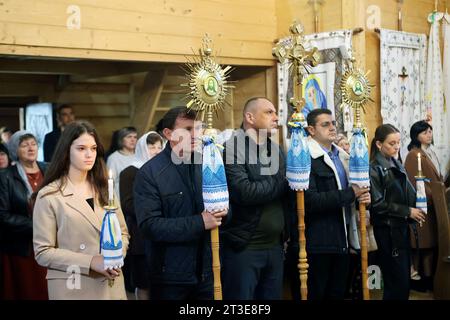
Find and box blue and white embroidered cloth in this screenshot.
[349,128,370,188]
[202,136,229,212]
[415,176,428,214]
[100,209,124,270]
[286,125,311,191]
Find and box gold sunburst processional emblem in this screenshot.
[182,34,234,124]
[340,65,374,111]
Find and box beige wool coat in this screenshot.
[33,178,129,300]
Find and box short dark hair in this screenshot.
[146,132,163,145]
[307,109,332,127]
[155,118,164,135]
[161,106,197,131]
[117,126,137,150]
[407,120,433,151]
[243,97,270,115]
[57,104,72,115]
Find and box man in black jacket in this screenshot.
[134,107,227,300]
[43,104,75,162]
[221,97,293,300]
[298,109,370,300]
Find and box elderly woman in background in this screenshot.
[0,131,48,300]
[335,133,350,154]
[106,126,138,203]
[120,131,164,300]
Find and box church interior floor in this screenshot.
[370,289,434,300]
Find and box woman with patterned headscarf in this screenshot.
[0,131,48,299]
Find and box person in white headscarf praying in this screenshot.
[119,131,164,300]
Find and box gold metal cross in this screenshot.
[308,0,325,33]
[273,21,320,114]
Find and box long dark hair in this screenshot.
[407,120,433,151]
[34,121,108,206]
[370,124,400,161]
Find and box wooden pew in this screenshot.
[431,182,450,300]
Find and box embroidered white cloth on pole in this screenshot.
[415,176,428,214]
[286,125,311,191]
[202,136,229,212]
[349,128,370,188]
[442,14,450,174]
[425,12,447,174]
[100,209,124,270]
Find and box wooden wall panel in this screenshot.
[276,0,342,36]
[0,0,277,65]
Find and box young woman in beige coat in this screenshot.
[32,121,129,300]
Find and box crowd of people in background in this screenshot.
[0,100,449,300]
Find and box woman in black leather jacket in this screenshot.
[369,124,426,300]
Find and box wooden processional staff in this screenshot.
[273,21,320,300]
[340,56,374,300]
[182,35,233,300]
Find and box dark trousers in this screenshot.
[345,251,379,300]
[150,274,213,300]
[222,245,284,300]
[307,253,350,300]
[374,226,410,300]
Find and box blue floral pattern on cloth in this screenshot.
[415,176,428,213]
[286,125,311,191]
[100,209,124,269]
[202,136,229,211]
[349,128,370,188]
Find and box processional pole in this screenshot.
[341,55,374,300]
[273,21,320,300]
[182,35,234,300]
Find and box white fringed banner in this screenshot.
[415,177,428,214]
[99,210,124,270]
[202,136,229,212]
[349,128,370,188]
[286,125,311,191]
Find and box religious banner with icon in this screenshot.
[380,29,427,160]
[182,35,233,117]
[277,30,353,150]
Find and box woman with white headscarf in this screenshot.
[0,131,48,299]
[119,131,164,300]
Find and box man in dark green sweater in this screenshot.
[221,97,293,300]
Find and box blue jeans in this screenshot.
[222,245,284,300]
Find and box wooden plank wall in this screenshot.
[0,0,277,65]
[276,0,342,35]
